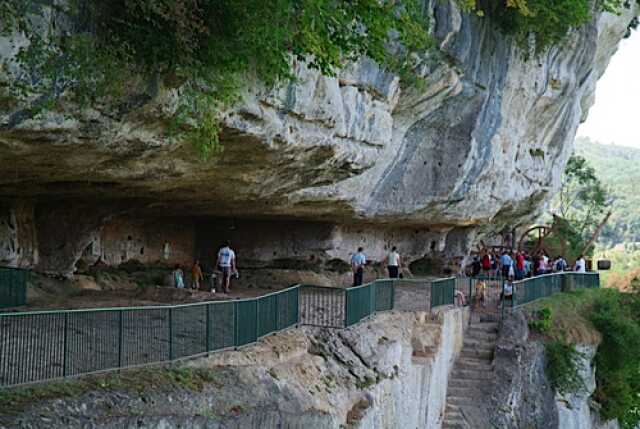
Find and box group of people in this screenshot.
[469,249,587,280]
[350,246,402,286]
[172,241,238,294]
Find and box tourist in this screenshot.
[475,280,486,308]
[481,252,491,276]
[191,260,204,290]
[524,253,533,277]
[500,250,513,279]
[455,289,466,307]
[554,255,567,272]
[173,264,185,289]
[386,246,401,279]
[515,251,525,280]
[491,252,499,277]
[574,254,586,273]
[217,241,237,294]
[536,252,547,275]
[471,256,482,277]
[351,247,367,286]
[501,275,514,304]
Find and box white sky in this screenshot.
[577,29,640,148]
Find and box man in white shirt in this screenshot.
[574,255,586,273]
[217,241,236,294]
[386,246,401,279]
[351,247,366,286]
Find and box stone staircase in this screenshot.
[441,320,499,429]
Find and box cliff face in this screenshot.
[484,311,618,429]
[0,309,469,428]
[0,2,637,274]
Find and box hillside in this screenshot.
[575,137,640,245]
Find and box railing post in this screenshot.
[234,301,239,349]
[118,310,123,367]
[205,304,211,352]
[390,281,395,310]
[344,289,349,327]
[62,312,69,377]
[168,307,173,360]
[255,298,260,340]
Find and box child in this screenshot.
[173,265,185,289]
[191,260,203,290]
[475,281,486,307]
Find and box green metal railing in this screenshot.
[1,275,456,387]
[431,277,456,308]
[500,272,600,313]
[0,286,299,387]
[0,267,28,308]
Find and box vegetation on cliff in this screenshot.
[1,0,636,158]
[530,287,640,428]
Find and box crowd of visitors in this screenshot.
[169,240,589,302]
[470,249,586,280]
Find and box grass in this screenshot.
[528,288,602,345]
[0,366,220,417]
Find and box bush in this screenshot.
[545,339,585,395]
[589,290,640,429]
[1,0,431,158]
[529,307,553,333]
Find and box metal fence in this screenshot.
[508,272,600,309]
[0,267,28,308]
[0,277,454,388]
[0,287,299,387]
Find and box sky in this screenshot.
[577,29,640,148]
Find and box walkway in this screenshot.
[442,281,502,428]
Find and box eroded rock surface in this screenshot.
[0,2,637,274]
[0,309,469,429]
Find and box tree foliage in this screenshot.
[1,0,431,158]
[547,154,610,257]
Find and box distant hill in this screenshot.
[574,137,640,246]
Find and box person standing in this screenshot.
[515,251,525,280]
[351,247,366,286]
[173,265,185,289]
[481,252,491,276]
[499,251,513,279]
[386,246,401,279]
[217,241,237,294]
[574,255,586,273]
[191,260,204,290]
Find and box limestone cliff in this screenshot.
[0,2,637,274]
[0,309,469,428]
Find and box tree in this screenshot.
[553,155,610,241]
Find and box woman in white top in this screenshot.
[386,246,401,279]
[574,255,586,273]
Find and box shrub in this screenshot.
[529,307,553,333]
[545,339,585,395]
[589,290,640,429]
[1,0,431,158]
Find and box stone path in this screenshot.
[442,284,502,429]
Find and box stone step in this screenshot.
[443,414,466,427]
[460,348,494,360]
[446,395,477,406]
[445,404,462,414]
[465,330,498,342]
[454,359,493,372]
[462,338,496,351]
[448,378,485,389]
[468,323,499,334]
[447,386,479,398]
[449,369,493,380]
[442,423,468,429]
